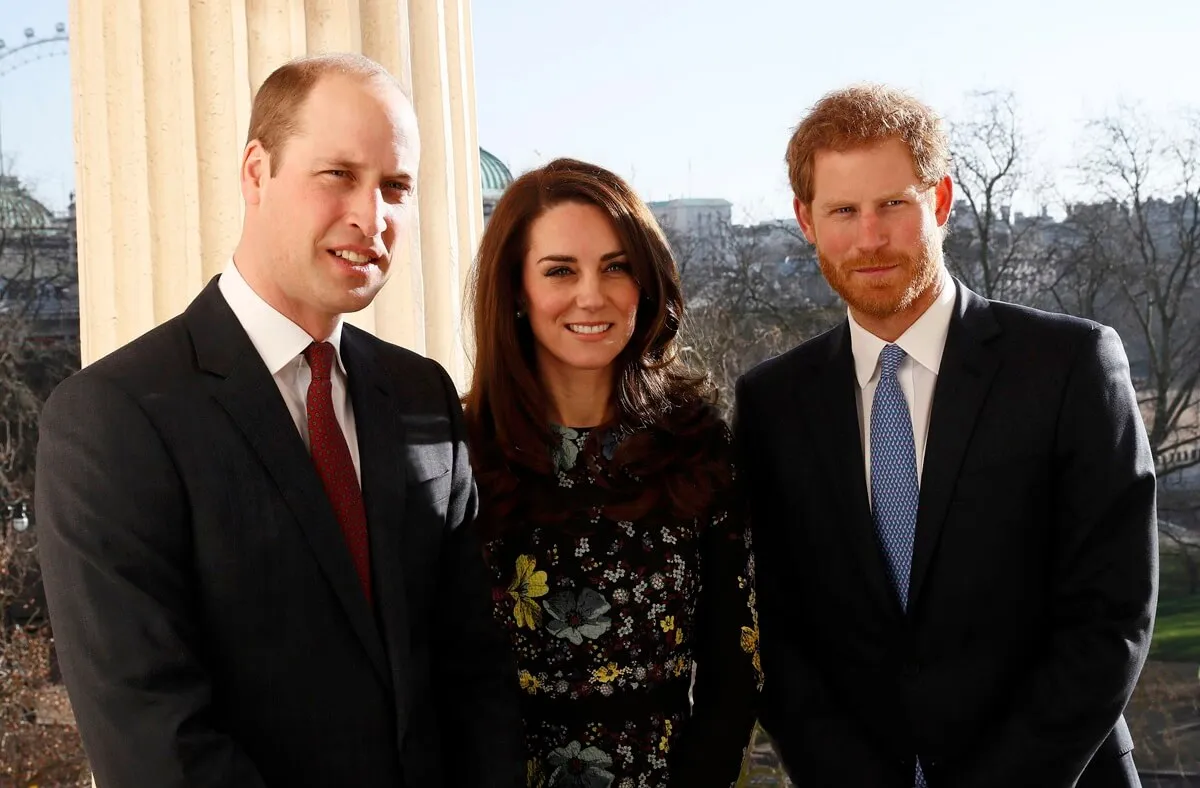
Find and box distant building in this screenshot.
[0,174,55,232]
[648,198,732,239]
[0,148,518,344]
[0,175,78,342]
[480,147,513,223]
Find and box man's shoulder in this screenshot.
[344,326,455,402]
[981,296,1112,357]
[67,315,193,389]
[739,322,843,392]
[987,296,1101,334]
[346,326,439,372]
[43,315,195,420]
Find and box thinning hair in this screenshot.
[246,52,404,175]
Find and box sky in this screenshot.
[2,0,1197,222]
[0,2,72,211]
[473,0,1200,222]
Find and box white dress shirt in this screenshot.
[218,259,362,483]
[848,271,956,502]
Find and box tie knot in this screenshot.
[304,341,336,381]
[879,344,907,377]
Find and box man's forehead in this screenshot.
[301,73,415,123]
[811,145,922,198]
[814,177,923,198]
[293,91,418,156]
[813,140,916,168]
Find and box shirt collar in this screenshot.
[847,269,956,389]
[217,258,347,377]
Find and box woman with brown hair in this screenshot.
[463,157,760,787]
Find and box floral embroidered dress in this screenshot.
[484,420,761,788]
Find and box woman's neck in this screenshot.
[542,365,615,428]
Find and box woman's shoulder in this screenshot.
[608,399,733,496]
[652,398,731,451]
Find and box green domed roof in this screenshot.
[480,148,512,194]
[0,175,53,229]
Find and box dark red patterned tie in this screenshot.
[303,342,372,604]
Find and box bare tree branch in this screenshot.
[946,90,1049,303]
[0,210,88,786]
[1073,106,1200,474]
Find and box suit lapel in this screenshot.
[909,282,1001,607]
[185,279,391,686]
[341,327,411,704]
[809,323,901,616]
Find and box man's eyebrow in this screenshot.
[319,158,414,184]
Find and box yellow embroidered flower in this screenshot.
[659,616,675,633]
[507,554,549,629]
[743,587,766,688]
[519,670,542,694]
[526,759,546,788]
[741,624,763,686]
[673,656,688,677]
[740,624,758,654]
[659,719,673,752]
[676,627,685,645]
[592,662,622,683]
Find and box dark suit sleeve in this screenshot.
[954,325,1157,787]
[669,426,761,787]
[35,373,267,788]
[733,375,893,783]
[429,363,526,788]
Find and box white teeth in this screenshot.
[567,324,611,335]
[333,250,373,264]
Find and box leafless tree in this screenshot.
[1042,201,1122,321]
[667,220,842,412]
[0,223,87,787]
[946,90,1051,304]
[1075,106,1200,474]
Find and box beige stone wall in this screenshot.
[68,0,480,387]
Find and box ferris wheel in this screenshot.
[0,23,70,179]
[0,22,69,79]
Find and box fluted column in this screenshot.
[67,0,482,388]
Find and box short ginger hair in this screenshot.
[785,83,950,204]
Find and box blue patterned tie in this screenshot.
[870,344,928,788]
[871,344,918,605]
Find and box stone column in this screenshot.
[67,0,482,388]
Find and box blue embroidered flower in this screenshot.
[546,741,615,787]
[551,425,581,473]
[600,428,622,461]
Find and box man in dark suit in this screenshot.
[35,53,523,788]
[736,84,1157,787]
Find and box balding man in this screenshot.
[36,53,524,788]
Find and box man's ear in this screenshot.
[794,197,817,244]
[933,174,953,227]
[241,140,270,205]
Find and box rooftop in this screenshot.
[0,175,54,229]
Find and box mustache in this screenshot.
[838,251,918,271]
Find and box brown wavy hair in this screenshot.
[463,157,729,537]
